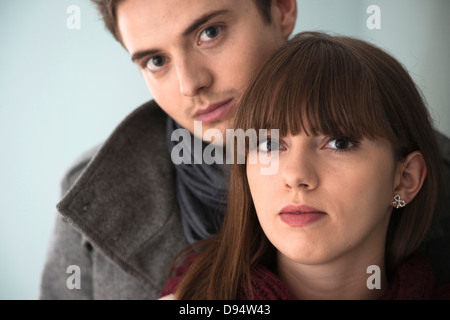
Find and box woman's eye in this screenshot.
[146,56,166,71]
[325,137,358,152]
[199,26,221,43]
[258,138,283,153]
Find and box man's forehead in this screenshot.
[117,0,245,53]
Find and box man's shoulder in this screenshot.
[54,100,182,296]
[60,144,102,196]
[59,100,168,196]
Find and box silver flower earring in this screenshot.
[393,194,406,208]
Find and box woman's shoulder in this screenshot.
[408,251,450,300]
[433,283,450,300]
[382,251,450,300]
[158,293,175,300]
[241,263,297,300]
[159,253,198,298]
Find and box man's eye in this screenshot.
[199,26,221,43]
[146,56,166,71]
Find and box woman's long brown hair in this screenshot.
[173,32,443,299]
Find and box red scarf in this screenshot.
[161,251,450,300]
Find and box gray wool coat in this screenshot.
[40,100,450,299]
[40,101,187,299]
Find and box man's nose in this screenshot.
[281,151,319,191]
[175,53,212,97]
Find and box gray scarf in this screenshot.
[166,117,229,244]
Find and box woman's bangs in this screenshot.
[240,35,394,142]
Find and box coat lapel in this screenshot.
[57,101,187,290]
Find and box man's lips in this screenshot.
[193,99,234,124]
[279,205,327,227]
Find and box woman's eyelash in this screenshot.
[327,137,360,153]
[257,137,285,152]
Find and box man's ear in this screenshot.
[272,0,297,39]
[393,151,427,207]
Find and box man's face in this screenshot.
[117,0,289,140]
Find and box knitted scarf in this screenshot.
[160,251,450,299]
[166,117,229,244]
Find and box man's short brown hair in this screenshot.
[91,0,272,43]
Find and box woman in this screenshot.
[161,32,448,299]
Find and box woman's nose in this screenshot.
[281,151,319,191]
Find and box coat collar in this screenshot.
[57,101,185,290]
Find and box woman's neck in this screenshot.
[276,248,388,300]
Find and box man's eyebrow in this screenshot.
[181,9,231,37]
[131,49,159,63]
[130,9,231,63]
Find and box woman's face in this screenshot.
[246,132,399,265]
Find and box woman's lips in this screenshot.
[194,99,234,124]
[279,205,327,227]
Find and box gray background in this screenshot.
[1,0,449,299]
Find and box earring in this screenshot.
[393,194,406,208]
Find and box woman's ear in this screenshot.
[272,0,297,39]
[393,151,427,207]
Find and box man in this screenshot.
[40,0,298,299]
